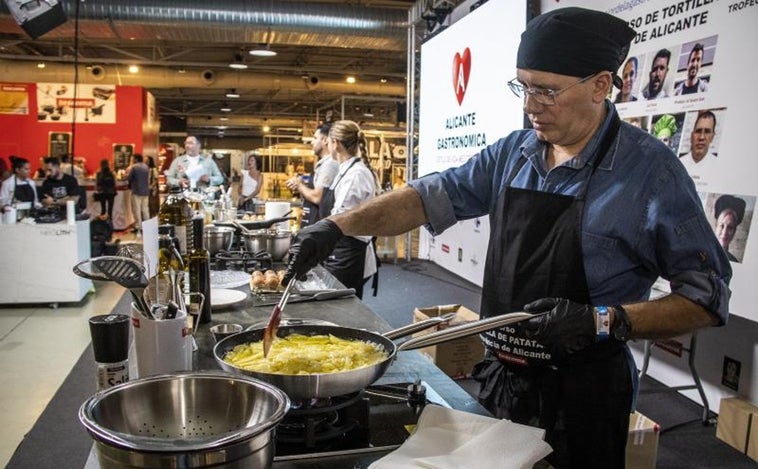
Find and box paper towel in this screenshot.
[265,201,291,230]
[368,405,552,469]
[66,200,76,225]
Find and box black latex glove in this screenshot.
[523,298,597,354]
[282,219,344,286]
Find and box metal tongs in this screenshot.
[262,279,296,358]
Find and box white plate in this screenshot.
[211,289,247,309]
[210,270,250,289]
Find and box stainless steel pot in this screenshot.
[204,225,235,255]
[214,313,535,401]
[241,229,291,261]
[79,371,290,468]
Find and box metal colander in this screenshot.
[79,371,290,468]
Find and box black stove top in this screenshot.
[272,381,450,469]
[212,249,273,272]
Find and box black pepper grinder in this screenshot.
[88,314,130,391]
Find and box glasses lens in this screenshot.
[508,80,524,98]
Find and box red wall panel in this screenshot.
[0,84,145,175]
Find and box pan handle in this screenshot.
[396,312,539,352]
[231,219,254,235]
[382,312,458,340]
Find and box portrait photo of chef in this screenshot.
[613,55,641,103]
[673,36,717,96]
[678,108,727,185]
[704,193,754,263]
[642,46,680,100]
[650,112,685,154]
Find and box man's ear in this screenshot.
[593,73,613,103]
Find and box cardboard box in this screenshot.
[412,304,485,379]
[716,397,758,459]
[626,411,660,469]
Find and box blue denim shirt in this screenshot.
[409,102,731,324]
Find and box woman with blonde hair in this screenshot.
[317,120,378,298]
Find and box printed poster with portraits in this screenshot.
[549,0,758,321]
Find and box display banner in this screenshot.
[544,0,758,321]
[417,0,526,286]
[0,83,29,115]
[36,83,116,123]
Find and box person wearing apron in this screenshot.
[286,122,340,228]
[282,9,731,467]
[316,120,377,299]
[1,156,40,216]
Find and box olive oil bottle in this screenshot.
[159,186,193,261]
[188,216,212,324]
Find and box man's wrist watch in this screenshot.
[611,305,632,341]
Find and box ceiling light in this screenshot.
[380,77,388,84]
[177,67,187,74]
[229,52,248,69]
[225,89,240,98]
[37,62,45,69]
[220,102,232,112]
[363,108,374,117]
[128,65,139,73]
[219,116,229,121]
[249,43,277,57]
[263,125,271,132]
[346,76,356,84]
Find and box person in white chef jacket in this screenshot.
[315,120,379,298]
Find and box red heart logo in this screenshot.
[452,48,472,105]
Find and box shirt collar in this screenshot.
[337,156,360,171]
[520,100,619,172]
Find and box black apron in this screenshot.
[473,116,632,469]
[300,175,319,228]
[12,177,36,204]
[319,158,369,299]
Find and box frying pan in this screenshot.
[213,312,535,401]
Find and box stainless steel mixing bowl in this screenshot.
[203,225,235,255]
[241,229,291,261]
[79,371,290,468]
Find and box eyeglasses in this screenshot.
[507,73,597,106]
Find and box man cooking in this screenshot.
[165,135,225,189]
[282,7,731,468]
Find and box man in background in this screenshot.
[127,154,150,234]
[41,156,80,209]
[675,43,708,95]
[285,122,340,227]
[642,48,671,99]
[165,136,224,189]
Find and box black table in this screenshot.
[8,278,488,469]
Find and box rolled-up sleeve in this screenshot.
[408,174,459,236]
[645,164,732,325]
[407,137,519,237]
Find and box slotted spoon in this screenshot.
[91,256,151,315]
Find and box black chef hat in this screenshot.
[517,7,636,87]
[715,195,746,225]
